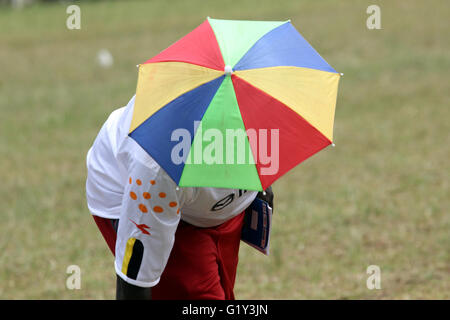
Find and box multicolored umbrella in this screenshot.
[129,18,341,191]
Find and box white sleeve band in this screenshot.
[114,261,160,288]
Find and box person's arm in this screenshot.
[116,274,151,300]
[114,159,183,300]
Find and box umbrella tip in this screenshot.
[340,72,344,76]
[331,143,336,147]
[176,186,180,191]
[224,65,233,76]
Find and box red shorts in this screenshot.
[93,212,245,300]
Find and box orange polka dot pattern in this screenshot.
[128,177,180,215]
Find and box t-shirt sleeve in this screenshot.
[114,158,184,287]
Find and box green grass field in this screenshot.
[0,0,448,299]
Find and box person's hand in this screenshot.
[257,186,274,212]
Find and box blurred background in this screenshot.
[0,0,448,299]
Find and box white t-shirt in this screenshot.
[86,96,257,287]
